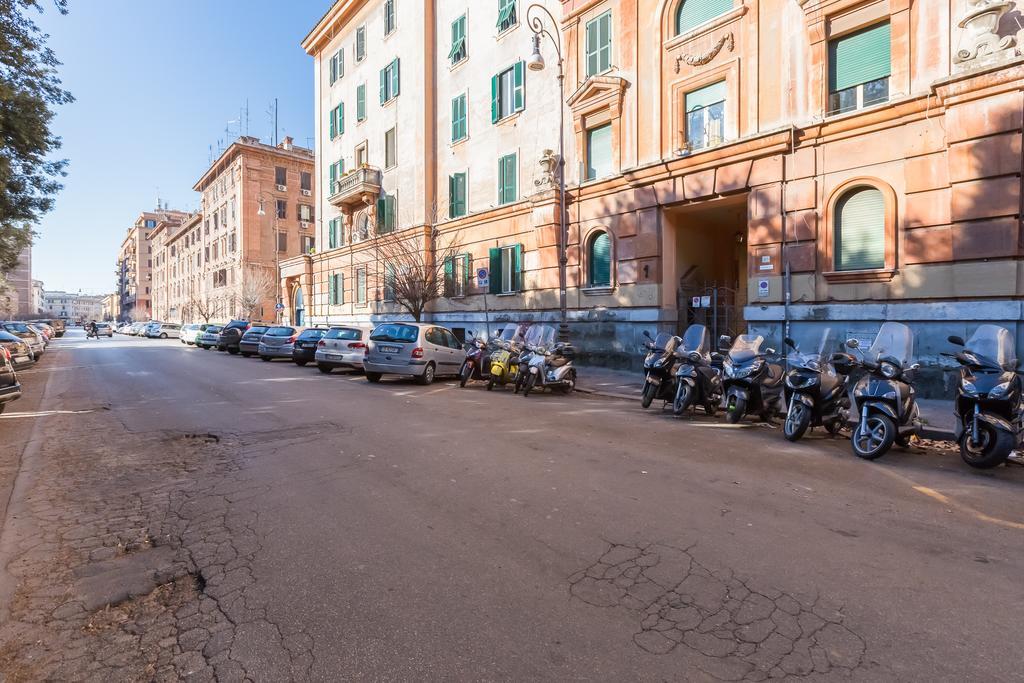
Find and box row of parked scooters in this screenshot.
[459,323,577,397]
[638,321,1022,469]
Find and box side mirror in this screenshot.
[766,348,776,356]
[718,335,732,350]
[948,335,965,346]
[845,338,860,349]
[784,337,797,350]
[642,330,652,339]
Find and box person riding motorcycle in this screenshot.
[86,320,99,339]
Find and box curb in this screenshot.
[576,386,957,442]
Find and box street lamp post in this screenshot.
[526,3,569,343]
[257,196,282,323]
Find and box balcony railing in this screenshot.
[328,166,382,209]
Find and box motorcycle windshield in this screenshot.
[652,333,679,354]
[791,328,837,368]
[679,325,710,354]
[524,324,557,352]
[965,324,1015,369]
[497,323,521,342]
[729,334,764,364]
[866,322,914,365]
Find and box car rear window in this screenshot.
[205,326,223,333]
[370,324,418,343]
[4,323,30,333]
[298,329,327,340]
[325,327,362,340]
[247,326,269,335]
[266,327,295,336]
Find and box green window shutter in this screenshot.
[338,48,344,78]
[448,175,456,219]
[451,97,458,141]
[329,107,336,138]
[497,0,514,28]
[328,219,337,249]
[686,80,727,112]
[379,67,386,104]
[455,173,466,216]
[356,84,365,121]
[490,74,500,123]
[488,247,502,294]
[585,16,598,76]
[386,194,396,231]
[835,187,885,271]
[499,154,516,204]
[338,103,344,134]
[512,244,523,291]
[460,254,470,292]
[589,232,612,286]
[676,0,733,35]
[443,257,454,296]
[329,274,337,304]
[829,22,891,92]
[329,163,337,193]
[599,12,612,73]
[391,58,400,98]
[513,61,525,112]
[377,196,386,232]
[329,54,337,84]
[339,273,345,303]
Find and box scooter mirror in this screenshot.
[642,330,652,339]
[784,337,797,350]
[845,338,860,349]
[718,335,732,350]
[947,335,965,346]
[766,348,776,356]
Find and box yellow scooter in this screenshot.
[486,323,526,391]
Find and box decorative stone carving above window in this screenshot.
[568,76,629,185]
[675,32,734,72]
[953,0,1019,70]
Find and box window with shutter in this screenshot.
[449,173,467,218]
[356,26,366,61]
[828,22,891,114]
[384,0,396,35]
[356,84,366,121]
[676,0,733,35]
[357,268,367,304]
[449,15,467,64]
[497,245,520,293]
[384,127,397,168]
[492,64,522,122]
[337,103,345,135]
[834,187,885,271]
[380,59,400,104]
[585,11,612,76]
[329,108,336,139]
[376,194,396,234]
[685,80,726,151]
[384,264,395,301]
[585,124,613,180]
[328,218,338,249]
[497,0,517,31]
[451,94,467,142]
[588,232,612,287]
[498,154,517,205]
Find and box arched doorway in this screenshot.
[293,285,305,326]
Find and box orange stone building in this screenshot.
[298,0,1024,391]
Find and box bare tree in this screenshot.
[237,267,276,321]
[187,289,213,323]
[375,226,464,322]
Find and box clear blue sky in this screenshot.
[33,0,332,294]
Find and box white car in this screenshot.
[179,324,202,345]
[146,323,181,339]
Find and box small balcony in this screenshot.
[328,166,382,210]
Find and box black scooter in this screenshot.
[946,325,1022,469]
[672,324,722,417]
[846,322,922,460]
[640,331,681,409]
[721,334,785,424]
[781,336,851,441]
[459,334,492,388]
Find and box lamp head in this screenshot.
[257,199,266,216]
[527,34,545,71]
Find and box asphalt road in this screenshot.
[5,329,1024,681]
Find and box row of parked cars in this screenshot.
[0,318,65,413]
[115,321,181,338]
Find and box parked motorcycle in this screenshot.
[781,328,851,441]
[845,321,922,460]
[459,333,491,388]
[640,331,681,409]
[521,324,576,397]
[487,324,526,391]
[946,325,1022,469]
[721,333,785,423]
[672,324,722,416]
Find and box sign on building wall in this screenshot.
[758,279,769,297]
[476,268,489,289]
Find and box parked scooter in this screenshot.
[781,328,851,441]
[521,324,576,397]
[945,325,1022,469]
[459,333,492,387]
[721,333,785,423]
[672,324,723,416]
[485,324,526,391]
[845,321,922,460]
[640,331,681,409]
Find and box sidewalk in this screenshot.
[575,364,956,441]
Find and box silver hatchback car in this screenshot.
[315,325,372,374]
[258,325,304,361]
[363,322,464,385]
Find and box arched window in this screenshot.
[834,186,885,271]
[588,231,612,287]
[676,0,733,35]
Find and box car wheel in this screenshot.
[260,356,271,362]
[241,352,252,358]
[227,348,238,355]
[295,360,308,367]
[416,363,435,386]
[365,372,382,383]
[160,333,168,339]
[317,363,333,374]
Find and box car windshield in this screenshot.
[298,329,326,340]
[866,322,913,365]
[205,325,223,334]
[789,328,837,367]
[266,327,295,336]
[679,325,710,354]
[370,324,419,343]
[326,327,362,340]
[524,324,557,350]
[4,323,30,333]
[729,334,765,363]
[965,324,1015,369]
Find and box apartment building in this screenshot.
[297,0,1024,392]
[149,214,187,322]
[42,291,106,321]
[116,210,188,321]
[3,246,34,318]
[102,293,119,321]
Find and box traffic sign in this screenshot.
[476,268,489,288]
[275,303,285,310]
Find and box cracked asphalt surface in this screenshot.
[0,329,1022,681]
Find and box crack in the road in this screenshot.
[568,541,873,681]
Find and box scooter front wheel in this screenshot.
[459,362,471,388]
[673,383,692,416]
[641,381,657,409]
[725,397,746,424]
[960,422,1014,469]
[486,376,495,391]
[784,402,812,442]
[523,373,536,397]
[852,414,896,460]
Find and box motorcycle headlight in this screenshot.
[880,362,899,379]
[989,381,1012,399]
[961,380,978,396]
[806,360,821,372]
[723,361,735,378]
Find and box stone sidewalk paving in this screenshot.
[575,364,957,440]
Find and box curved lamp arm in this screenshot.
[526,3,563,64]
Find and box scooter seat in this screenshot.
[763,363,785,387]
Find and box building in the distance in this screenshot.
[42,291,106,321]
[101,293,119,321]
[31,280,44,316]
[116,209,188,321]
[3,246,34,318]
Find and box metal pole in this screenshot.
[557,68,568,343]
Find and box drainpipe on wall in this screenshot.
[781,126,796,343]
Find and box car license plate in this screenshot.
[379,345,401,354]
[326,353,341,360]
[15,356,28,363]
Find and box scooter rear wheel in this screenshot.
[852,414,896,460]
[960,422,1014,469]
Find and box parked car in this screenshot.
[179,324,204,345]
[292,327,329,366]
[217,319,256,354]
[129,322,147,336]
[0,346,21,414]
[258,326,304,361]
[196,325,223,349]
[142,321,162,337]
[116,323,132,334]
[0,330,34,370]
[30,322,55,341]
[26,323,51,343]
[315,325,371,373]
[1,322,45,359]
[94,322,114,337]
[146,322,180,339]
[363,322,464,385]
[36,318,65,337]
[238,325,271,357]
